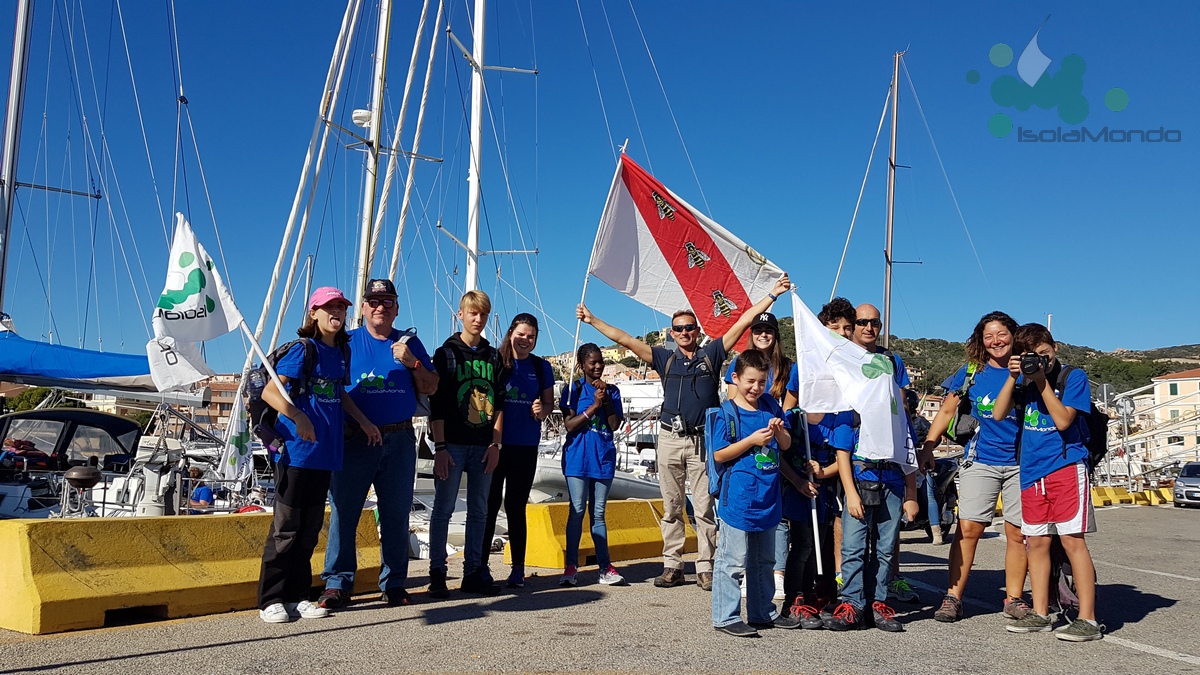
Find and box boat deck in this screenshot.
[0,505,1196,674]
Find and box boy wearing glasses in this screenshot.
[576,274,791,591]
[319,279,438,609]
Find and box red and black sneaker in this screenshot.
[787,599,825,630]
[872,601,903,632]
[823,602,862,631]
[316,587,350,610]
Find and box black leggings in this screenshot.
[482,444,538,568]
[257,464,331,608]
[783,516,837,607]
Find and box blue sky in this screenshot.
[1,1,1197,374]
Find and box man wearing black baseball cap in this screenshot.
[318,278,439,608]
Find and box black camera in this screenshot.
[1020,353,1049,375]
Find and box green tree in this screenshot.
[620,356,642,369]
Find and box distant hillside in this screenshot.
[769,317,1191,395]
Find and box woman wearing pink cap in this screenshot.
[257,286,381,624]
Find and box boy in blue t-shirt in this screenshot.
[994,323,1101,642]
[709,350,801,637]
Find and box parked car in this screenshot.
[1174,462,1200,508]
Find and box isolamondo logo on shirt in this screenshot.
[754,445,778,471]
[311,378,339,404]
[457,360,497,428]
[357,371,401,393]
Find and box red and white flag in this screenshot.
[589,155,783,344]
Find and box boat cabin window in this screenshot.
[66,425,136,464]
[3,419,65,455]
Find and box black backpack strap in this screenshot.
[530,354,549,392]
[339,341,352,386]
[1055,365,1076,459]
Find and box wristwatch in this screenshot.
[489,442,502,451]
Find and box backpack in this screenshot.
[703,401,739,499]
[529,354,551,393]
[1056,365,1109,476]
[946,363,980,445]
[246,338,350,449]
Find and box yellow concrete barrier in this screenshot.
[1160,487,1174,503]
[1091,489,1112,507]
[1107,487,1135,504]
[1131,491,1151,506]
[995,494,1003,517]
[0,510,380,635]
[513,498,690,569]
[1145,489,1167,505]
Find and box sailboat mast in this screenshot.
[354,0,394,321]
[464,0,487,292]
[882,51,901,351]
[0,0,35,313]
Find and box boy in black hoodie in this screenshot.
[428,290,507,597]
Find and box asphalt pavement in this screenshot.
[0,504,1197,674]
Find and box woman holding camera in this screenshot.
[921,311,1031,624]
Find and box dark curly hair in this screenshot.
[818,297,856,327]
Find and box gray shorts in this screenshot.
[957,461,1022,526]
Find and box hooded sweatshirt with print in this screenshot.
[430,334,507,446]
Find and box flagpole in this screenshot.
[800,408,825,577]
[570,145,628,399]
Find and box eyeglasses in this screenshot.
[671,324,698,333]
[366,298,397,309]
[854,318,882,328]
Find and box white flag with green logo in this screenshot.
[220,389,254,481]
[790,293,915,472]
[152,213,244,343]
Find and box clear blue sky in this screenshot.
[2,1,1197,374]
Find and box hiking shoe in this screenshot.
[1055,618,1103,642]
[1003,596,1033,620]
[788,600,825,630]
[479,566,495,586]
[599,565,627,586]
[715,620,760,638]
[380,588,410,606]
[317,587,349,609]
[1006,612,1054,633]
[773,573,786,601]
[461,570,501,595]
[653,568,685,588]
[697,572,713,591]
[934,594,964,623]
[506,568,525,589]
[824,602,862,631]
[750,614,803,630]
[888,577,919,603]
[817,598,837,622]
[872,601,903,632]
[295,600,329,620]
[428,569,449,599]
[560,565,578,587]
[259,602,291,624]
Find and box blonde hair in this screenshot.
[460,289,492,315]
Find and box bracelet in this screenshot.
[767,292,777,301]
[434,442,447,453]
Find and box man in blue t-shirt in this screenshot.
[317,279,438,610]
[188,467,213,515]
[993,323,1101,642]
[576,273,791,591]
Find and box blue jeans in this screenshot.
[712,522,780,628]
[773,521,788,573]
[322,428,417,593]
[923,471,940,529]
[430,443,492,576]
[840,487,903,610]
[565,476,613,569]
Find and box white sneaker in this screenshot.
[259,603,291,623]
[773,573,786,601]
[598,565,627,586]
[295,599,330,619]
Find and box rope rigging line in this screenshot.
[12,196,62,342]
[830,88,890,301]
[598,0,652,173]
[625,0,711,216]
[901,58,991,291]
[573,0,617,164]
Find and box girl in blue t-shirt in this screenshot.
[482,313,555,589]
[256,287,380,625]
[558,343,625,587]
[922,311,1031,624]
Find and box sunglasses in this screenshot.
[855,318,882,328]
[366,298,397,309]
[671,324,698,333]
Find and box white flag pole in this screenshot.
[800,408,825,577]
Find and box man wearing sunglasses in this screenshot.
[318,278,439,609]
[577,273,790,591]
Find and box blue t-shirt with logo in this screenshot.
[780,410,847,522]
[1017,364,1091,489]
[708,394,788,532]
[345,327,433,426]
[189,484,213,514]
[503,356,555,446]
[559,379,624,479]
[942,363,1021,465]
[274,339,347,471]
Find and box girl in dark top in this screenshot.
[482,313,555,588]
